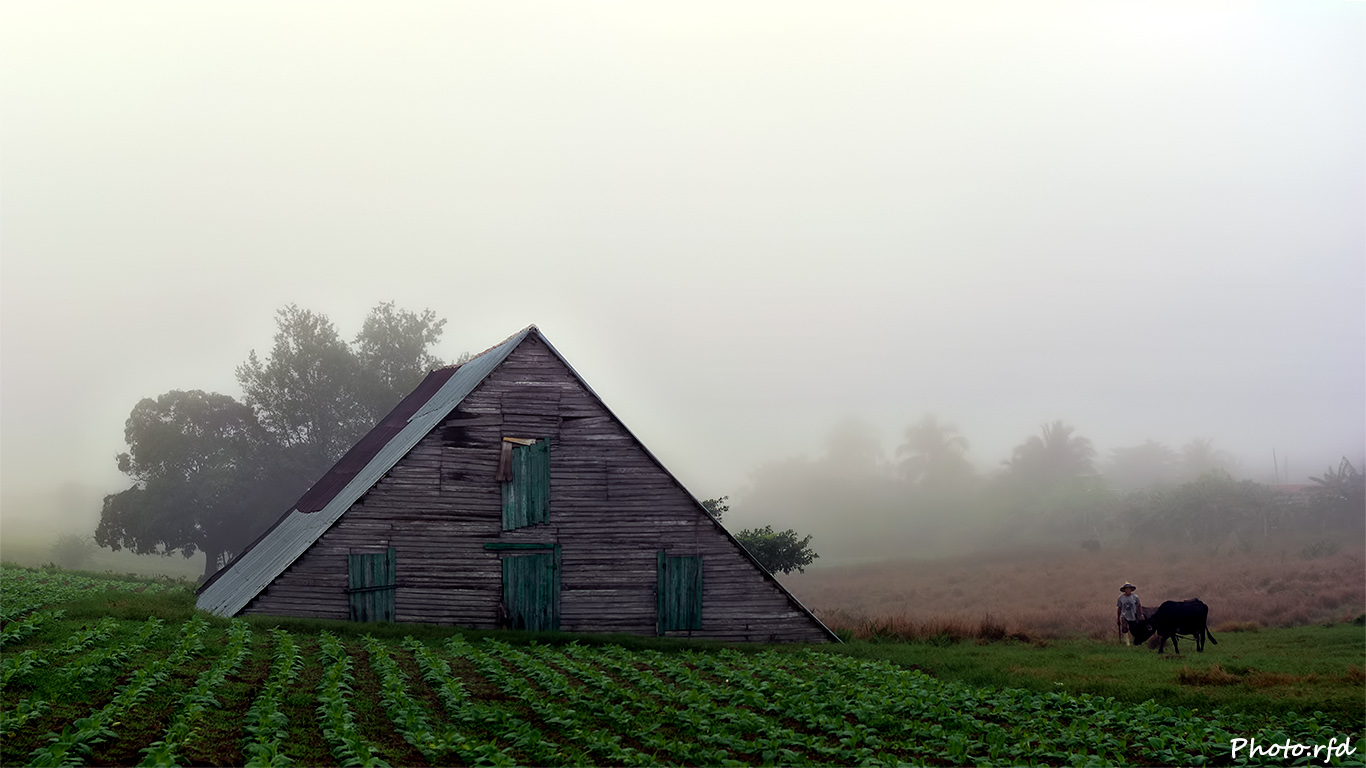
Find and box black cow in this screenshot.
[1129,598,1218,653]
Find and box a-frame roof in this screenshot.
[197,326,835,641]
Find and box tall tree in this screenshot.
[1103,440,1180,492]
[353,301,448,420]
[236,303,450,475]
[1308,458,1366,534]
[895,415,973,487]
[1179,438,1231,481]
[100,302,454,579]
[821,417,885,476]
[95,390,292,579]
[236,306,368,473]
[1007,420,1097,486]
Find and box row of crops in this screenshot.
[0,567,175,624]
[1,566,1361,766]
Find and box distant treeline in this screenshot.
[731,417,1364,563]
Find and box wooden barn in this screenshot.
[196,326,836,643]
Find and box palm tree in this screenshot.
[1104,440,1179,491]
[1179,438,1231,481]
[821,418,884,476]
[895,415,973,486]
[1007,420,1097,485]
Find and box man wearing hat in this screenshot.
[1117,583,1143,645]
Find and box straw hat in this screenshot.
[1120,582,1136,592]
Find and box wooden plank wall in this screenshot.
[244,335,831,643]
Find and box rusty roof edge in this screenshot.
[529,328,841,643]
[195,329,532,618]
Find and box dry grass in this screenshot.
[818,611,1032,644]
[1177,665,1242,686]
[782,542,1366,640]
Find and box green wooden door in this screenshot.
[502,439,550,530]
[348,548,396,623]
[657,553,703,633]
[502,548,560,631]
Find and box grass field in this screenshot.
[839,625,1366,726]
[2,564,1363,766]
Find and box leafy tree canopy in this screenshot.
[1309,458,1366,534]
[1179,438,1232,481]
[734,525,819,574]
[354,302,448,419]
[235,302,450,476]
[95,390,287,579]
[896,414,973,487]
[1103,440,1180,492]
[100,303,453,580]
[1006,420,1097,487]
[49,533,97,570]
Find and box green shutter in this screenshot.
[656,551,666,635]
[501,548,559,631]
[502,439,550,530]
[657,553,703,633]
[347,548,396,623]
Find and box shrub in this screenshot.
[49,533,96,570]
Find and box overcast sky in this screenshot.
[2,2,1362,519]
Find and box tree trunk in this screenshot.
[202,545,223,582]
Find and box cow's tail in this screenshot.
[1205,626,1218,645]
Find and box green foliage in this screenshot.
[0,564,179,622]
[1124,470,1292,544]
[352,302,447,421]
[703,496,819,574]
[1104,440,1181,492]
[1180,438,1233,481]
[99,303,452,580]
[5,567,1361,767]
[242,629,303,767]
[1310,458,1366,534]
[700,496,729,521]
[24,617,207,767]
[237,303,449,473]
[834,623,1366,729]
[315,632,389,768]
[95,390,286,578]
[734,525,819,574]
[896,414,973,487]
[1006,420,1098,486]
[236,306,373,472]
[138,621,252,766]
[48,534,96,571]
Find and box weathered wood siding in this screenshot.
[244,335,831,642]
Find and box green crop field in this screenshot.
[1,564,1361,767]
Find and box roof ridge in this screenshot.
[432,324,539,373]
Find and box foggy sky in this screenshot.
[2,2,1362,527]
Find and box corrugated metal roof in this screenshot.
[196,326,533,617]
